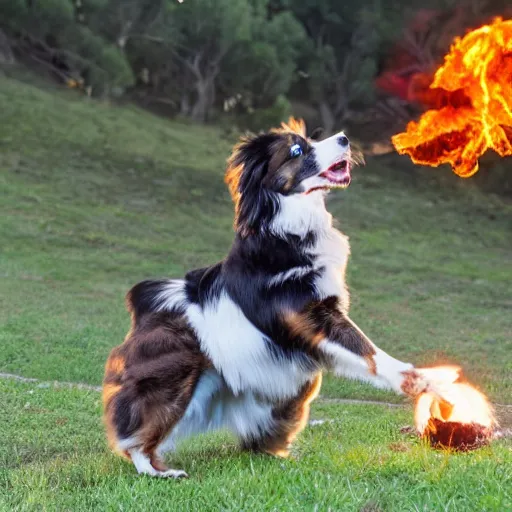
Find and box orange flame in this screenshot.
[414,367,496,449]
[392,17,512,177]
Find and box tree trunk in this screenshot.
[180,93,190,116]
[0,29,15,64]
[191,76,215,123]
[319,100,335,135]
[117,21,133,50]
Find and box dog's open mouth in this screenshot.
[319,160,351,188]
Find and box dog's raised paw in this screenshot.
[401,366,462,399]
[400,369,429,398]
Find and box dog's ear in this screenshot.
[225,133,280,236]
[237,161,279,236]
[225,159,243,204]
[310,127,324,141]
[225,133,273,202]
[279,117,306,137]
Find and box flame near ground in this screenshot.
[413,366,497,450]
[392,17,512,177]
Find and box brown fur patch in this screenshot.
[300,297,376,359]
[225,159,244,205]
[245,373,322,457]
[282,310,325,347]
[267,134,294,173]
[102,383,122,407]
[106,356,125,375]
[150,454,169,472]
[276,117,307,138]
[282,299,377,362]
[102,311,210,459]
[365,355,377,375]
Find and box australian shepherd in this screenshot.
[102,118,446,478]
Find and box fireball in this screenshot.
[414,374,497,450]
[392,17,512,177]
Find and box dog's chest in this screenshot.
[310,227,350,300]
[186,294,315,399]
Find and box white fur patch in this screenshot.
[271,190,331,237]
[319,340,388,388]
[165,369,225,446]
[373,347,413,393]
[155,279,188,311]
[117,436,138,451]
[267,266,312,287]
[160,369,274,451]
[309,228,350,301]
[221,392,273,440]
[311,132,350,172]
[318,340,413,393]
[129,448,187,478]
[186,293,314,399]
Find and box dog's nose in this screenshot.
[337,135,349,147]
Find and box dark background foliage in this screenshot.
[0,0,510,148]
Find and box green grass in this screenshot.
[0,73,511,510]
[1,380,511,511]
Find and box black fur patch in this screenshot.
[185,262,224,307]
[126,279,172,320]
[113,392,142,440]
[225,231,321,359]
[227,132,319,236]
[300,297,376,358]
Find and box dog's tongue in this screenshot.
[323,169,350,184]
[320,160,351,185]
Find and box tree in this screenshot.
[113,0,307,124]
[0,0,134,95]
[164,0,251,122]
[219,8,307,111]
[90,0,165,51]
[276,0,388,133]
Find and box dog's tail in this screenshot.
[126,279,188,327]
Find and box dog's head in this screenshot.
[225,118,362,236]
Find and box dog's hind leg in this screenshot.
[105,354,202,478]
[102,313,210,478]
[128,449,188,479]
[242,374,322,457]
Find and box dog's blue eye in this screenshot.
[289,144,303,158]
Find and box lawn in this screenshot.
[0,73,511,510]
[1,379,511,511]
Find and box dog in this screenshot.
[102,118,445,478]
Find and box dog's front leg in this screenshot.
[317,316,419,395]
[321,319,462,400]
[289,298,444,397]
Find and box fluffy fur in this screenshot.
[102,118,436,478]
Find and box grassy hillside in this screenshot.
[1,74,511,400]
[0,74,511,510]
